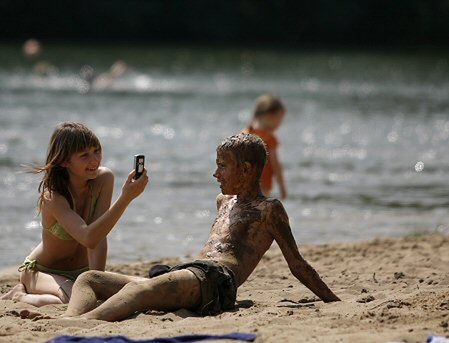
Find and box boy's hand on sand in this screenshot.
[121,169,149,201]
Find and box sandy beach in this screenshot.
[0,233,448,343]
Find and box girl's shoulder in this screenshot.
[41,190,70,214]
[90,166,114,185]
[89,166,114,194]
[96,166,114,181]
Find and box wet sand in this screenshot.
[0,234,448,343]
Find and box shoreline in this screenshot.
[1,233,448,343]
[1,230,440,275]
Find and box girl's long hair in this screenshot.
[247,94,285,130]
[33,122,101,212]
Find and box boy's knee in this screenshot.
[76,270,104,285]
[123,280,145,292]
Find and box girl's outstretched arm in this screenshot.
[45,170,148,249]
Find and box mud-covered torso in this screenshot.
[198,194,276,286]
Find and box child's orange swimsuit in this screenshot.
[242,127,278,191]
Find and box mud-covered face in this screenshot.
[64,146,102,180]
[213,151,245,195]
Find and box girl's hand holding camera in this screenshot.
[121,169,149,202]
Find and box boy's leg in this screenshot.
[65,270,145,317]
[81,269,201,321]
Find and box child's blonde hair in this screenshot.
[33,122,101,212]
[248,94,285,130]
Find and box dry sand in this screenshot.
[0,234,448,343]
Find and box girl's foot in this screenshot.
[1,284,27,301]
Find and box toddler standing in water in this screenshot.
[242,94,287,199]
[1,122,148,306]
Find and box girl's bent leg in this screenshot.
[19,271,74,307]
[65,270,145,317]
[2,284,62,307]
[15,288,63,307]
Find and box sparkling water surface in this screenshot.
[1,44,448,268]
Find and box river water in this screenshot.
[0,44,448,268]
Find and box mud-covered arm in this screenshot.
[268,200,340,302]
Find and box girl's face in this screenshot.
[260,110,285,132]
[64,146,102,180]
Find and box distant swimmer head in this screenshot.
[23,39,42,58]
[79,65,95,84]
[110,60,127,77]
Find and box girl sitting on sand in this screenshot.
[1,122,148,306]
[242,94,287,199]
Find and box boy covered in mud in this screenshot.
[36,134,339,321]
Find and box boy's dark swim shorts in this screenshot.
[149,259,237,315]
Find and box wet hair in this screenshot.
[248,94,285,130]
[32,122,101,212]
[216,134,267,178]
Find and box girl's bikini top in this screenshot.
[46,188,98,241]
